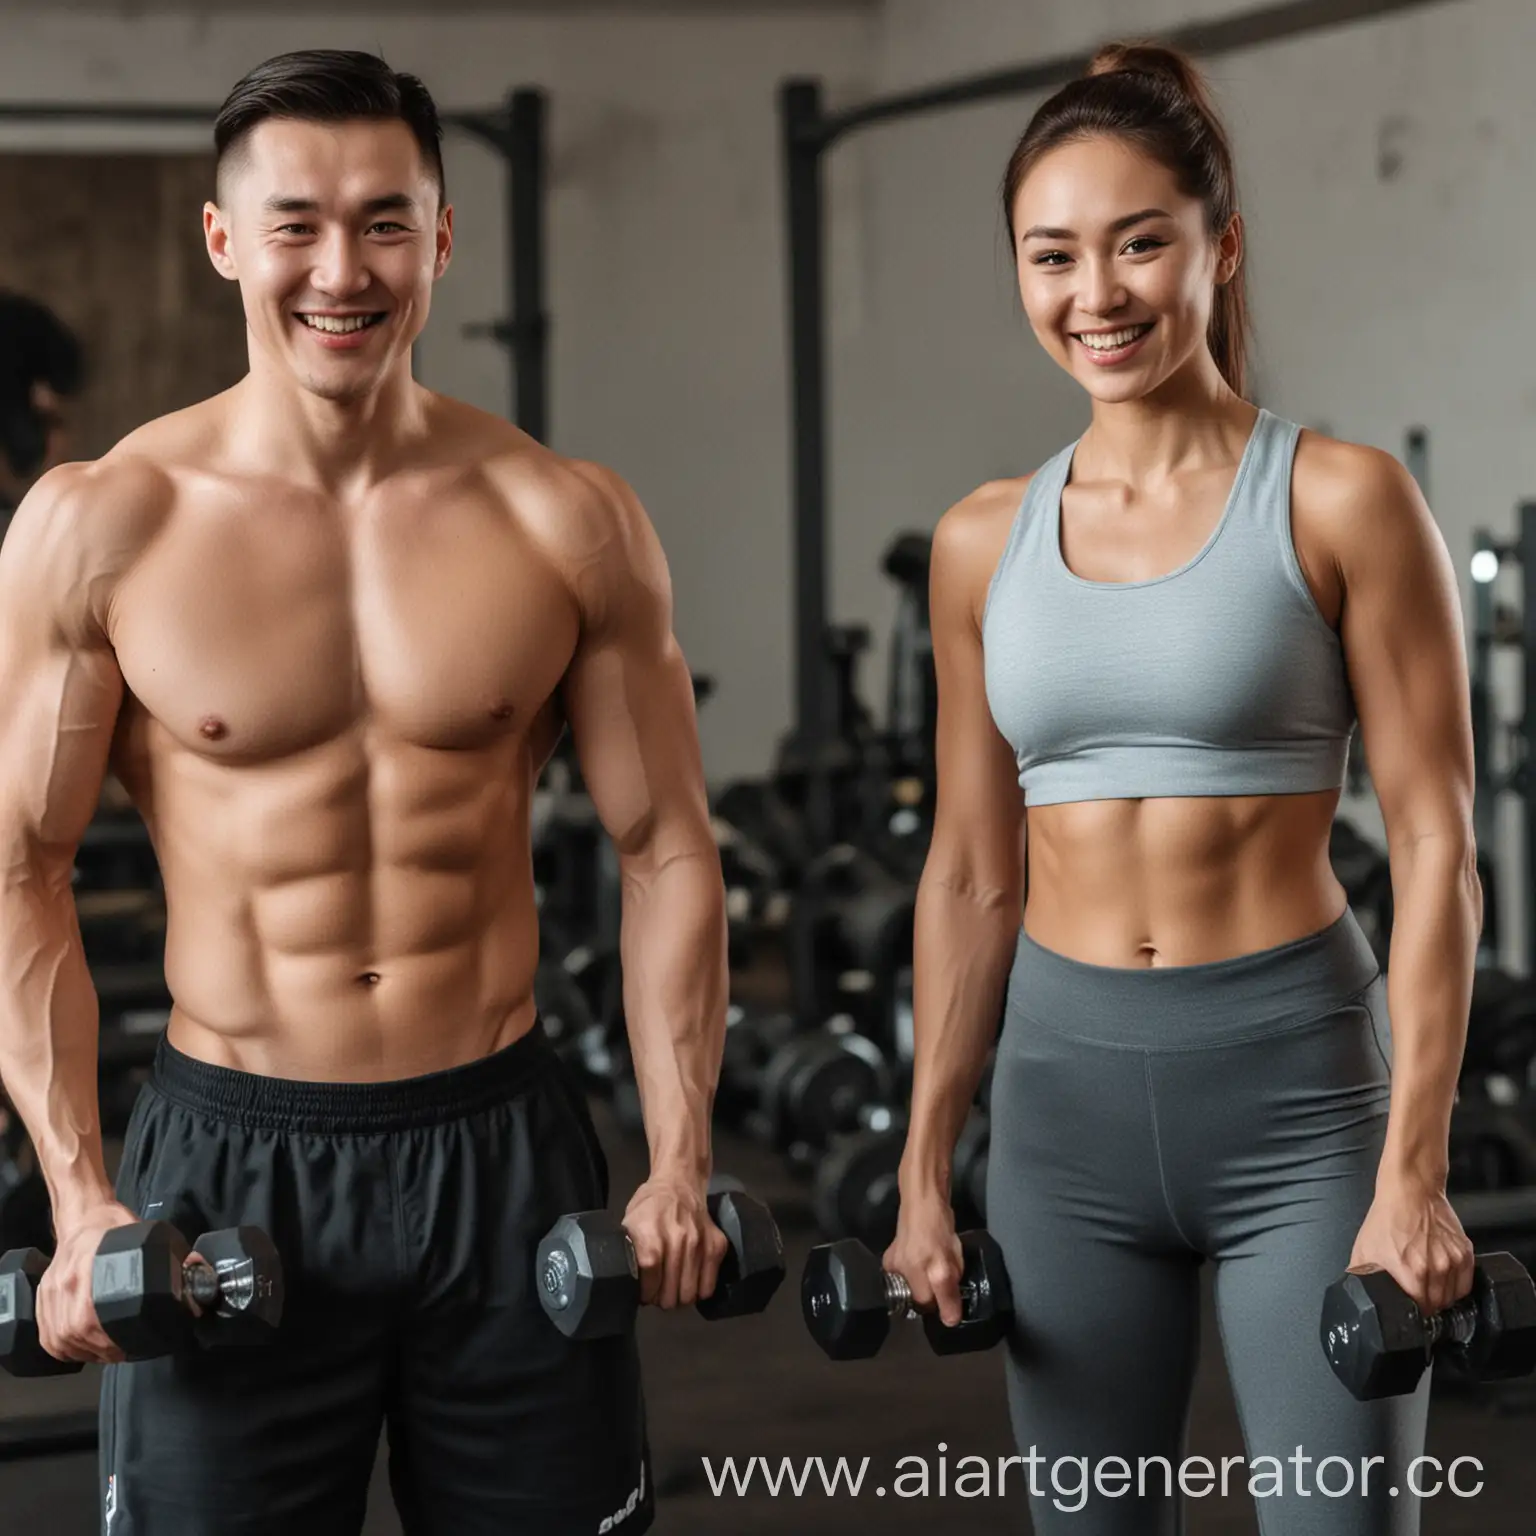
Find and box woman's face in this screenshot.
[1011,134,1240,403]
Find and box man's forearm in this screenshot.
[900,872,1019,1198]
[1379,834,1482,1187]
[0,880,114,1224]
[618,846,728,1179]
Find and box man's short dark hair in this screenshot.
[0,292,84,477]
[214,49,446,207]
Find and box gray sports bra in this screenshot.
[981,407,1355,805]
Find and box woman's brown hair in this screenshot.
[1001,41,1251,398]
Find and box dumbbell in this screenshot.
[536,1178,785,1340]
[0,1221,284,1377]
[801,1230,1013,1360]
[1320,1250,1536,1399]
[755,1025,891,1156]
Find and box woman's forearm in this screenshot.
[1378,833,1482,1187]
[900,870,1020,1198]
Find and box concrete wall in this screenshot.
[0,6,874,782]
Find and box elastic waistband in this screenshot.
[148,1021,560,1133]
[1008,906,1381,1050]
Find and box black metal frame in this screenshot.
[0,89,550,438]
[777,0,1473,838]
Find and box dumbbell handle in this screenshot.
[181,1252,269,1317]
[880,1269,978,1322]
[1424,1295,1479,1351]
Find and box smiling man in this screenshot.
[0,49,728,1536]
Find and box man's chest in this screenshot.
[108,496,580,761]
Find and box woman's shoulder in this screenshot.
[1290,424,1429,559]
[938,473,1036,540]
[931,474,1037,606]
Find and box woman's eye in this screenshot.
[1031,236,1164,266]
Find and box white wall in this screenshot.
[0,6,874,781]
[830,0,1532,964]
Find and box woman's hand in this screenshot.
[885,1188,965,1326]
[1347,1170,1474,1317]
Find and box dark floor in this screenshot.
[4,1098,1536,1533]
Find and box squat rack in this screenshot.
[778,0,1473,842]
[0,89,550,440]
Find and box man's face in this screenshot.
[204,117,452,404]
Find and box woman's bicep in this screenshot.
[924,504,1026,902]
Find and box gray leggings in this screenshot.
[986,907,1430,1534]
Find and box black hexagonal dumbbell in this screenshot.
[0,1221,284,1376]
[0,1248,77,1377]
[536,1177,785,1340]
[1320,1250,1536,1400]
[801,1229,1013,1361]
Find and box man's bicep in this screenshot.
[564,622,709,861]
[559,474,711,860]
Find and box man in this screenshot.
[0,49,728,1535]
[0,290,84,537]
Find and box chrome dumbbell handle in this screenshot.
[882,1270,914,1319]
[1425,1295,1479,1351]
[882,1269,980,1322]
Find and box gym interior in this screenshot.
[2,0,1535,1532]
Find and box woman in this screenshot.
[887,40,1478,1534]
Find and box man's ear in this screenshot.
[204,203,239,282]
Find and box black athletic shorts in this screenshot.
[99,1023,652,1536]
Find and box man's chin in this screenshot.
[296,368,385,406]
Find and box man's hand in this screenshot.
[622,1175,729,1310]
[36,1200,144,1364]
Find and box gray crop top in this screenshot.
[981,407,1356,806]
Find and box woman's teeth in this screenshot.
[300,314,382,334]
[1075,324,1152,352]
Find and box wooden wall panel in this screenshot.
[0,153,247,459]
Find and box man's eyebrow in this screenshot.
[260,193,420,215]
[1019,207,1173,241]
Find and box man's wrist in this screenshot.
[50,1179,121,1234]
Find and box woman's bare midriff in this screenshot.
[1020,786,1349,968]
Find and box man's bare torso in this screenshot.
[94,388,596,1080]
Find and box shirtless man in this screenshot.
[0,49,726,1535]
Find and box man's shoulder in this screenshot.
[8,451,176,557]
[0,454,175,642]
[460,412,645,559]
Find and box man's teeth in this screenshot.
[1076,324,1151,351]
[300,314,381,334]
